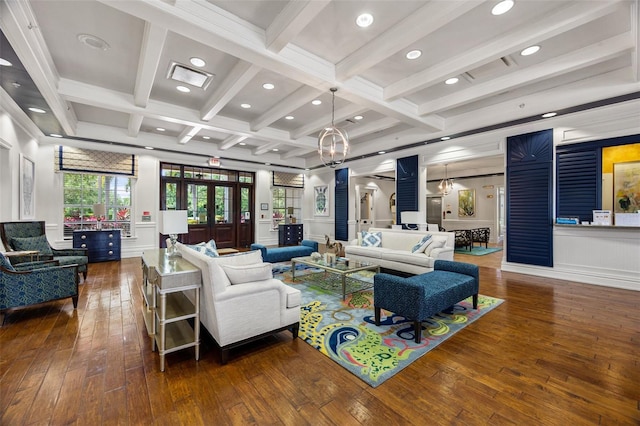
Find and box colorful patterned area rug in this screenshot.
[272,263,504,388]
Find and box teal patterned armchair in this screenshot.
[0,221,88,280]
[0,252,79,325]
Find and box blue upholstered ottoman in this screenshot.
[374,260,479,343]
[250,240,318,263]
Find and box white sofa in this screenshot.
[175,242,301,364]
[344,227,455,275]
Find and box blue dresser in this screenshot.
[73,229,121,262]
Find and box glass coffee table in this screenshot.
[291,256,380,300]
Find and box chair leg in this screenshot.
[414,320,422,343]
[291,322,299,339]
[473,294,478,309]
[374,306,381,325]
[0,312,4,327]
[220,348,229,365]
[72,295,78,308]
[82,271,87,281]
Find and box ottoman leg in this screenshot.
[374,306,381,325]
[473,294,478,309]
[414,320,422,343]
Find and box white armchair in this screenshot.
[175,242,301,364]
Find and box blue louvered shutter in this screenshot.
[335,168,349,241]
[396,156,419,226]
[506,129,553,267]
[556,148,601,222]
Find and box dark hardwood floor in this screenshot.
[1,249,639,425]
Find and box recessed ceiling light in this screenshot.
[156,127,166,132]
[285,115,294,120]
[50,133,63,138]
[378,151,386,155]
[354,115,364,120]
[356,13,374,28]
[77,33,110,50]
[441,136,451,140]
[144,146,154,150]
[239,142,246,146]
[28,107,46,114]
[190,57,206,67]
[202,136,211,139]
[0,58,12,67]
[262,83,275,90]
[445,77,459,85]
[520,45,540,56]
[542,112,557,118]
[491,0,514,16]
[241,103,251,109]
[311,99,322,106]
[176,85,191,93]
[272,148,279,152]
[406,50,422,60]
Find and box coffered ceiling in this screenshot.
[1,0,639,171]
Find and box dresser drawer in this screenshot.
[73,229,121,262]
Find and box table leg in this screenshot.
[159,292,166,372]
[195,288,200,361]
[342,274,346,301]
[292,260,296,281]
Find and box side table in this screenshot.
[141,249,202,371]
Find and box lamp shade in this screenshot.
[93,203,106,218]
[401,211,422,224]
[159,210,188,235]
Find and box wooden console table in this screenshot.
[141,249,201,371]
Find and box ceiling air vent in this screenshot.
[167,61,214,90]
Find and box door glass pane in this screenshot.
[215,186,233,224]
[187,184,208,224]
[240,187,250,223]
[165,182,177,210]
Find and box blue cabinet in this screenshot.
[73,229,121,262]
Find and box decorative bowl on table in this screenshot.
[310,252,322,261]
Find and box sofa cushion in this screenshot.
[221,262,272,285]
[10,235,53,256]
[186,239,219,257]
[346,245,384,259]
[411,235,432,253]
[425,238,446,256]
[384,250,435,268]
[361,231,382,247]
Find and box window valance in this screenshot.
[55,146,137,177]
[272,171,304,188]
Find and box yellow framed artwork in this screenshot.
[458,189,475,217]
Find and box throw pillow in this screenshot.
[0,252,15,271]
[424,239,446,256]
[411,235,432,253]
[361,231,382,247]
[221,262,272,285]
[10,235,53,256]
[186,239,219,257]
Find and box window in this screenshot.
[271,187,302,229]
[63,173,132,237]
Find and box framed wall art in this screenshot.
[260,203,269,211]
[20,154,36,219]
[458,189,475,217]
[314,185,329,216]
[613,161,640,213]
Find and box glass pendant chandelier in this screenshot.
[439,164,454,195]
[318,88,349,168]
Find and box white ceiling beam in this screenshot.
[128,114,144,137]
[336,0,483,81]
[290,104,368,140]
[282,147,314,160]
[134,22,167,107]
[1,0,78,135]
[178,125,202,144]
[250,85,322,131]
[253,142,281,155]
[200,61,261,121]
[57,78,318,149]
[632,0,639,81]
[385,0,624,101]
[418,33,635,116]
[0,86,45,139]
[348,117,401,140]
[219,135,248,150]
[266,0,331,53]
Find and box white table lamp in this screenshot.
[93,203,106,230]
[401,211,422,230]
[160,210,188,257]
